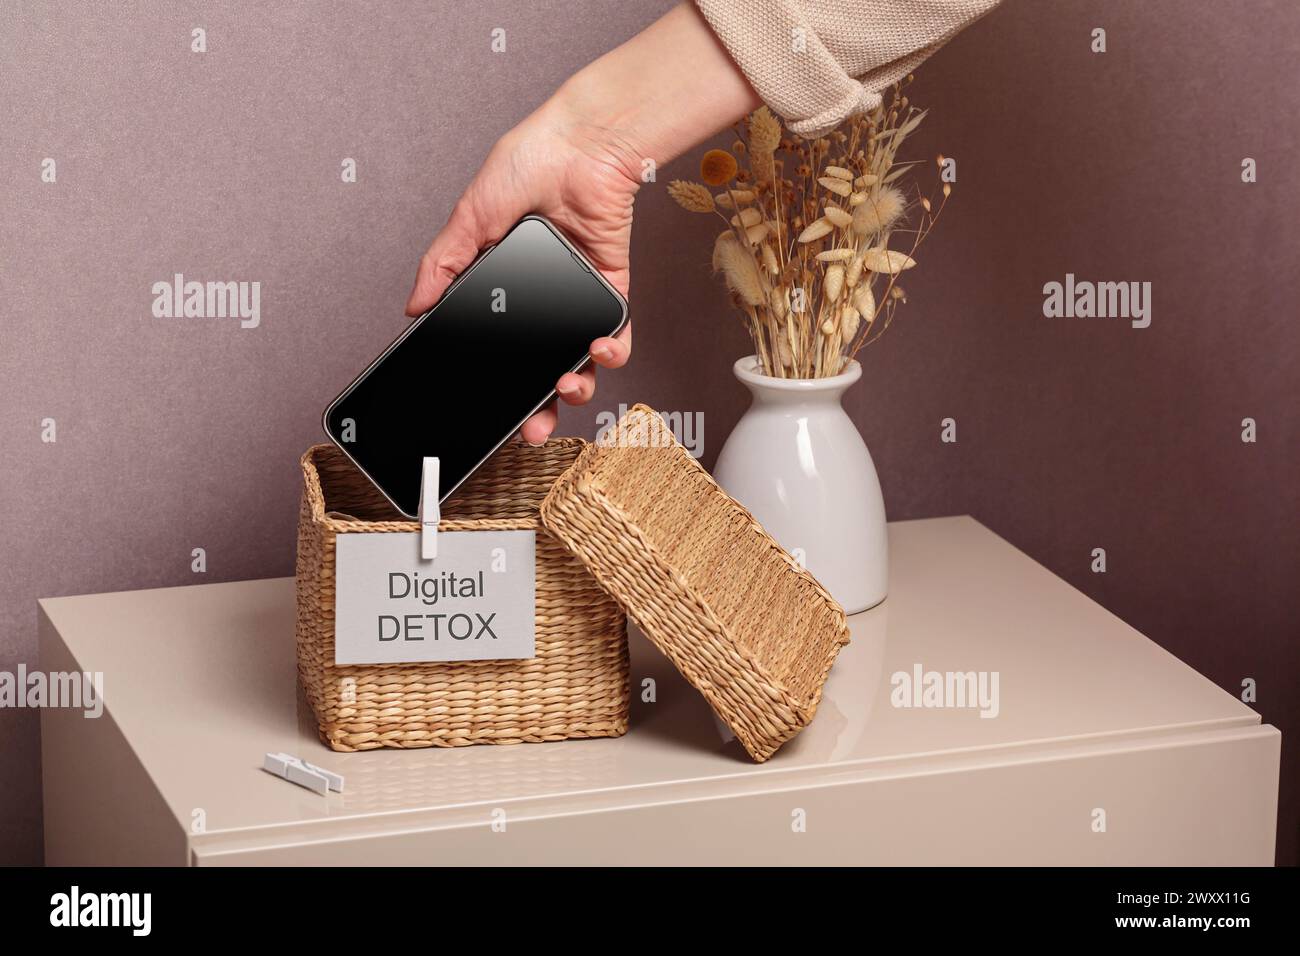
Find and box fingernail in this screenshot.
[527,437,547,447]
[557,381,578,396]
[593,346,612,360]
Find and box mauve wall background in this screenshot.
[2,0,1296,865]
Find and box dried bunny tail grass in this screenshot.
[748,106,782,156]
[669,180,715,213]
[815,248,854,262]
[712,230,736,272]
[851,186,906,237]
[824,165,854,181]
[761,243,779,275]
[717,235,766,306]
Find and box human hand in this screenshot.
[405,3,757,444]
[404,95,639,445]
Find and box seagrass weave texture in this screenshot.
[296,441,629,752]
[540,404,850,762]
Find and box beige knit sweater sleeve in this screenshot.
[694,0,1000,136]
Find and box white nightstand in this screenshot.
[40,516,1280,865]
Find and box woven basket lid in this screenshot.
[540,403,850,762]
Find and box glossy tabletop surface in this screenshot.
[39,516,1260,842]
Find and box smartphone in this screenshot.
[323,215,628,517]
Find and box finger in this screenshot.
[555,367,596,406]
[520,402,558,445]
[405,199,483,316]
[589,329,631,370]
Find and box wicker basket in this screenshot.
[296,441,629,752]
[540,404,850,762]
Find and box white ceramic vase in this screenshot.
[712,355,887,614]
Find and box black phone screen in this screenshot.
[324,216,626,517]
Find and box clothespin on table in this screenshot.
[419,456,439,560]
[262,752,344,796]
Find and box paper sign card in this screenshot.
[333,530,536,666]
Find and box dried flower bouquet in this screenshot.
[669,76,950,379]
